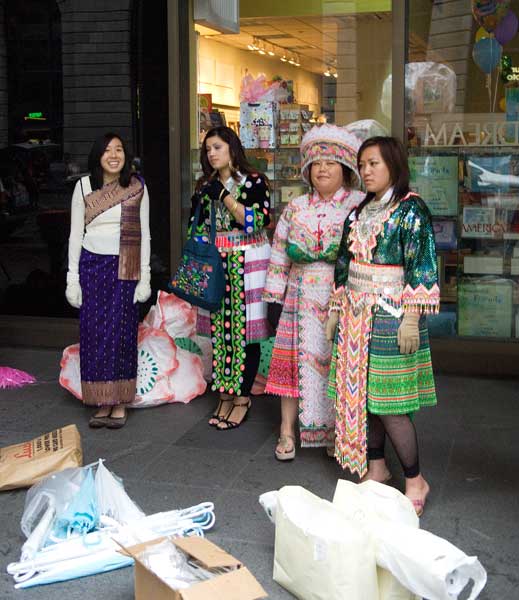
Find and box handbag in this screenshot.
[169,198,225,311]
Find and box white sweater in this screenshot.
[68,175,151,276]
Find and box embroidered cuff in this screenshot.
[402,283,440,314]
[244,207,256,234]
[262,292,285,304]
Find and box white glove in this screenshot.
[325,311,340,342]
[133,269,151,304]
[65,272,82,308]
[397,312,420,354]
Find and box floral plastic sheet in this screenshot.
[59,291,207,408]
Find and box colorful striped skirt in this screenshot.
[198,239,271,396]
[330,304,437,477]
[79,248,139,406]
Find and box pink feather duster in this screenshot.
[0,367,36,389]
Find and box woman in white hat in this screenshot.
[263,124,364,460]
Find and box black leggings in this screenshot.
[367,413,420,478]
[239,342,261,397]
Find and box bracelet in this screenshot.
[231,199,239,213]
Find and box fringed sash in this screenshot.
[335,261,405,477]
[84,176,144,280]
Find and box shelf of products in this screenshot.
[409,147,519,340]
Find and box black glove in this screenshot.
[267,302,283,333]
[203,178,229,201]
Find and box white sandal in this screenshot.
[275,435,296,461]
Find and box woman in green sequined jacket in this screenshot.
[327,136,439,516]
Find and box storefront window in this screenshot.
[408,0,519,341]
[189,0,393,230]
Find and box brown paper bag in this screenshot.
[0,424,82,491]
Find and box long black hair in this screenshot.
[355,136,410,216]
[88,132,133,190]
[196,126,259,191]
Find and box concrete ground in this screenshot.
[0,345,518,599]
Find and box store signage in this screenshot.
[424,121,519,146]
[24,111,46,121]
[505,66,519,82]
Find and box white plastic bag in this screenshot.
[94,460,144,524]
[333,480,486,600]
[273,486,379,600]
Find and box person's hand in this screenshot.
[468,160,509,188]
[397,312,420,354]
[133,273,151,304]
[203,179,229,201]
[326,311,339,341]
[267,302,283,332]
[65,272,82,308]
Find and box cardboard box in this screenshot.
[121,537,268,600]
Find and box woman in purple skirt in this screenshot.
[65,133,151,428]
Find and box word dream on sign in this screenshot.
[424,121,519,146]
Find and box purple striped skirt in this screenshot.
[79,248,138,406]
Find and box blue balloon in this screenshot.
[472,37,503,73]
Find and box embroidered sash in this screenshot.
[84,176,144,280]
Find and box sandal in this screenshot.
[406,489,429,517]
[216,400,251,431]
[208,398,233,427]
[275,434,296,461]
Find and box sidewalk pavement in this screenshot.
[0,345,518,599]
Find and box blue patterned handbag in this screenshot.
[169,199,225,311]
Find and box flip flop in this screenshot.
[275,435,296,461]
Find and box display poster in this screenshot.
[458,279,513,337]
[465,155,511,192]
[461,206,509,239]
[433,219,457,250]
[409,156,458,216]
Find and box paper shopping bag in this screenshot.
[0,425,82,491]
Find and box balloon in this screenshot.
[472,37,503,73]
[499,97,507,111]
[472,0,510,32]
[475,26,489,41]
[494,10,518,45]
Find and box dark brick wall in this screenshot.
[0,1,7,148]
[59,0,133,167]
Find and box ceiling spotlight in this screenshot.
[247,43,255,51]
[288,55,296,65]
[258,41,266,55]
[280,54,287,62]
[324,68,331,77]
[267,45,275,56]
[294,55,300,66]
[332,70,338,78]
